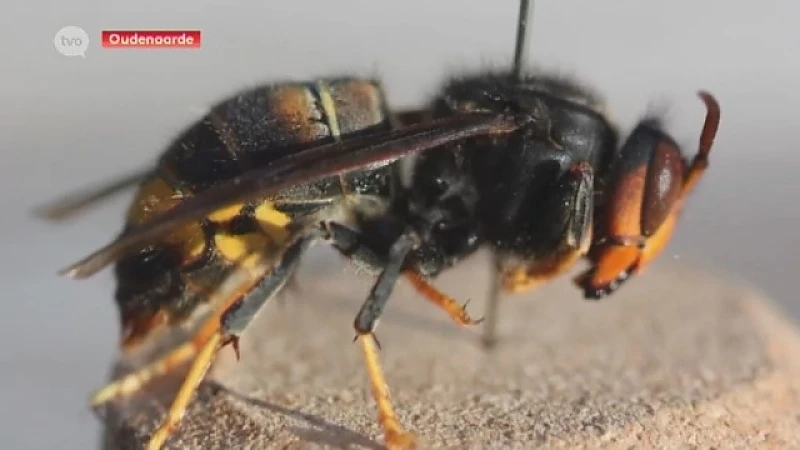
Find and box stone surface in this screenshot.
[99,249,800,449]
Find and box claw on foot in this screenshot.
[405,271,484,327]
[459,299,485,326]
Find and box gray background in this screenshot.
[3,1,798,449]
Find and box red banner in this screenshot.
[101,30,201,49]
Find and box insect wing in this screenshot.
[60,113,517,279]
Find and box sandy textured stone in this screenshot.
[99,249,800,449]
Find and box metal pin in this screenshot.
[512,0,534,81]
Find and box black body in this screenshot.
[346,72,617,278]
[55,69,718,342]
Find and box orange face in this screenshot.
[577,129,690,297]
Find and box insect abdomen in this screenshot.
[114,78,394,348]
[160,78,392,191]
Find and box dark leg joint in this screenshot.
[220,235,315,346]
[353,233,416,337]
[321,221,386,272]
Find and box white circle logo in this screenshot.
[54,26,90,58]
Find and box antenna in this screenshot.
[512,0,534,81]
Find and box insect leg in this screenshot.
[146,238,312,450]
[349,233,417,449]
[403,270,483,326]
[575,92,720,298]
[486,162,595,346]
[324,221,481,329]
[359,333,417,450]
[92,341,197,408]
[352,233,415,336]
[91,270,270,407]
[147,330,223,450]
[322,220,387,271]
[221,236,314,343]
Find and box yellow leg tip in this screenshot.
[385,428,418,450]
[90,342,200,409]
[146,425,174,450]
[90,374,142,407]
[90,384,118,408]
